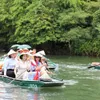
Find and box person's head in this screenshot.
[20,53,29,61]
[17,49,23,53]
[41,57,47,62]
[22,48,29,53]
[32,49,36,54]
[7,49,17,58]
[34,53,42,62]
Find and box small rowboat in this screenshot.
[88,62,100,70]
[48,62,59,70]
[0,75,64,87]
[88,65,100,70]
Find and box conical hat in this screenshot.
[37,50,46,55]
[33,53,43,57]
[7,49,17,55]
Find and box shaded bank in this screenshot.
[0,41,100,57]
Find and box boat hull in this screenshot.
[93,66,100,70]
[88,65,100,70]
[0,75,64,87]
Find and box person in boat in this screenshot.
[2,49,17,78]
[31,49,37,55]
[30,53,52,81]
[41,56,49,70]
[91,62,100,66]
[29,49,37,61]
[37,50,46,56]
[29,49,36,56]
[14,52,31,79]
[40,56,53,76]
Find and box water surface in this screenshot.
[0,55,100,100]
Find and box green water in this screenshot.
[0,56,100,100]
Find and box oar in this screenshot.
[44,57,57,68]
[8,69,27,84]
[88,66,95,69]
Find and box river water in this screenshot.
[0,55,100,100]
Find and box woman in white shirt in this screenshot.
[3,49,17,78]
[14,53,31,79]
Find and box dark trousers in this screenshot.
[2,69,15,78]
[7,69,15,78]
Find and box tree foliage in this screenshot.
[0,0,100,56]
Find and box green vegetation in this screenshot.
[0,0,100,56]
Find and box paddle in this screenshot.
[44,57,58,68]
[88,66,95,69]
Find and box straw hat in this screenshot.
[7,49,17,56]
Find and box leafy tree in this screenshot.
[0,0,100,56]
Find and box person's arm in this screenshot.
[35,65,43,71]
[3,60,9,76]
[14,61,19,78]
[14,67,17,77]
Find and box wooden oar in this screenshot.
[88,66,95,69]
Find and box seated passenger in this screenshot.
[14,52,31,80]
[91,62,100,66]
[30,53,52,81]
[3,49,17,78]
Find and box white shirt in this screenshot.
[15,60,31,79]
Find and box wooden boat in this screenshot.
[88,65,100,70]
[48,62,59,70]
[0,75,64,87]
[88,62,100,70]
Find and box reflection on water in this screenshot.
[0,85,41,100]
[63,80,78,86]
[0,81,42,100]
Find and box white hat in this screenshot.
[29,50,33,53]
[37,50,46,55]
[20,52,32,56]
[7,49,17,56]
[33,53,43,57]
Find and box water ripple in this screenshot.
[63,80,78,86]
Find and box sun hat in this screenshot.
[7,49,17,56]
[19,52,32,59]
[22,48,29,52]
[37,50,46,55]
[41,56,46,60]
[19,52,32,57]
[18,48,29,53]
[29,50,33,53]
[33,53,43,58]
